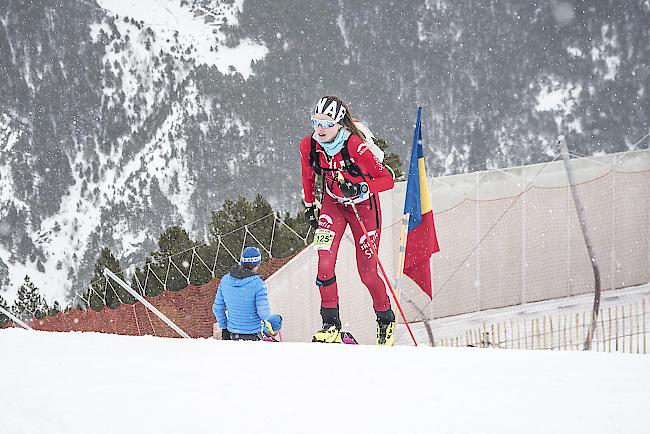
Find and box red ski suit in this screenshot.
[299,133,394,311]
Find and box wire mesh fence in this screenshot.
[69,212,311,312]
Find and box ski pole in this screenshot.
[346,199,418,346]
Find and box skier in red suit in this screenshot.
[299,95,396,345]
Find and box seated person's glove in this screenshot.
[339,181,369,198]
[304,205,318,230]
[263,314,283,337]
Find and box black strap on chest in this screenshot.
[309,137,363,178]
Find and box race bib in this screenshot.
[312,228,335,251]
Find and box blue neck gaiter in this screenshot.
[314,128,351,157]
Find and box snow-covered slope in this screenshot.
[0,329,648,434]
[0,0,269,305]
[95,0,267,77]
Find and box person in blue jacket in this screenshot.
[212,246,275,341]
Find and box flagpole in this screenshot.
[393,213,410,341]
[394,212,410,301]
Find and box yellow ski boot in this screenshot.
[376,321,395,346]
[312,324,342,343]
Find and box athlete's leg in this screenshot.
[345,198,392,313]
[316,195,348,312]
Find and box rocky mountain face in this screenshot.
[0,0,648,303]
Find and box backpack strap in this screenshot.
[341,139,371,178]
[309,137,322,176]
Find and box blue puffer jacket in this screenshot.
[212,264,271,334]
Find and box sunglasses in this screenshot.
[311,117,338,129]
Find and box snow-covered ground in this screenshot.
[1,329,649,434]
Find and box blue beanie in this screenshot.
[240,246,262,266]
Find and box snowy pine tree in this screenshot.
[153,226,199,292]
[0,294,10,326]
[208,195,310,276]
[48,300,62,317]
[12,276,48,321]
